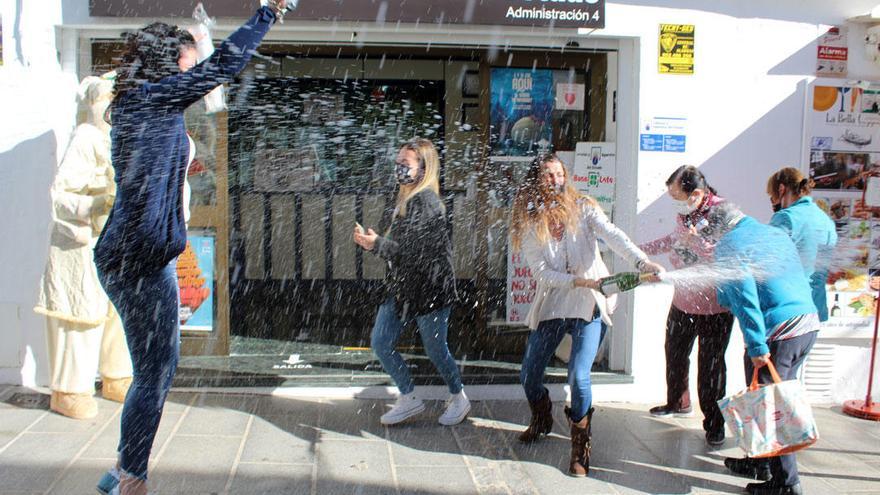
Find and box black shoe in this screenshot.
[746,481,803,495]
[724,457,771,481]
[649,404,694,417]
[705,429,725,446]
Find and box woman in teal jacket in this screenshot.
[766,167,838,321]
[710,203,818,495]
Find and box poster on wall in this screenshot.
[506,248,536,324]
[808,84,880,191]
[658,24,695,75]
[806,81,880,335]
[572,142,617,217]
[639,116,687,153]
[555,83,585,111]
[811,195,875,330]
[178,233,215,332]
[490,68,554,156]
[816,26,848,78]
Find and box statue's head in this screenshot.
[77,73,115,134]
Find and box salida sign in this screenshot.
[90,0,605,29]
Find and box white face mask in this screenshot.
[673,199,694,215]
[674,191,703,215]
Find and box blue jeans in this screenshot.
[371,298,462,395]
[521,316,602,422]
[744,331,817,487]
[99,261,180,480]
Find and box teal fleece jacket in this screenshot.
[715,217,817,357]
[769,196,838,321]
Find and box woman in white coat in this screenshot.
[34,74,133,419]
[510,154,663,477]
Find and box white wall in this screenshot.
[592,0,880,404]
[0,0,79,386]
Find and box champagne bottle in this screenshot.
[830,294,841,317]
[598,272,653,296]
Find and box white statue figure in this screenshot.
[34,74,133,419]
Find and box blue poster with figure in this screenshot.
[490,68,554,156]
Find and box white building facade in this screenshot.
[1,0,879,406]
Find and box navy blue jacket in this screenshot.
[373,190,457,318]
[95,7,275,275]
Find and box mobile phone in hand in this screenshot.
[354,221,364,234]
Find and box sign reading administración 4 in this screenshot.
[89,0,605,29]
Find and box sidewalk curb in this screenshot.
[170,384,569,401]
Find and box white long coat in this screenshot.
[35,124,113,326]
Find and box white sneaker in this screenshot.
[438,390,471,426]
[380,392,425,425]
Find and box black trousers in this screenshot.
[745,331,817,487]
[664,306,735,433]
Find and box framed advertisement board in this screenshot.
[178,230,215,333]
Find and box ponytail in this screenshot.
[798,178,812,195]
[767,167,812,198]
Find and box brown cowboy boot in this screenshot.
[518,387,553,443]
[565,406,594,477]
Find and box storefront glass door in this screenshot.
[90,42,615,387]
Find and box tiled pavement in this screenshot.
[0,385,878,494]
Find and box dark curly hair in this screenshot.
[113,22,196,102]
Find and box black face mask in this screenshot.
[396,164,416,185]
[772,202,782,213]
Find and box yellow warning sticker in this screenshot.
[659,24,694,75]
